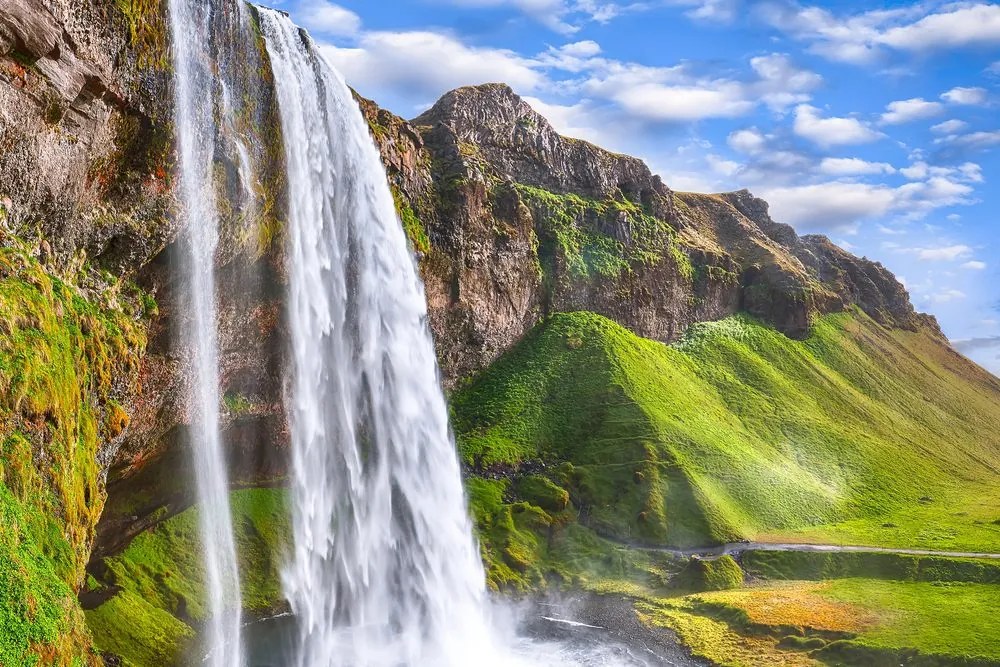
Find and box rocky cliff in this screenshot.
[0,1,957,663]
[361,82,936,385]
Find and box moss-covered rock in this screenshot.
[0,239,149,663]
[85,488,290,666]
[671,556,744,592]
[516,475,569,512]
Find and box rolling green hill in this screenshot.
[453,309,1000,578]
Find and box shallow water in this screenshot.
[245,599,702,667]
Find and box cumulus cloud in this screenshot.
[793,104,882,147]
[879,5,1000,51]
[818,157,896,175]
[880,98,943,125]
[937,130,1000,154]
[319,31,543,104]
[296,0,362,36]
[727,128,767,154]
[941,86,988,105]
[963,260,988,270]
[927,288,967,303]
[931,119,968,134]
[953,335,1000,353]
[759,3,1000,65]
[573,52,820,123]
[906,244,973,261]
[757,181,896,232]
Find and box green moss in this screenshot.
[0,483,95,665]
[672,556,744,592]
[114,0,169,70]
[512,183,689,281]
[222,392,253,415]
[743,550,1000,584]
[391,186,431,254]
[85,488,290,665]
[516,475,569,512]
[454,310,1000,553]
[0,241,149,663]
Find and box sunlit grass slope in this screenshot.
[453,310,1000,552]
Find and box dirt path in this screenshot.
[627,541,1000,560]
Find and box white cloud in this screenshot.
[749,53,823,110]
[908,244,973,261]
[671,0,739,22]
[754,161,977,231]
[818,157,896,175]
[612,82,755,121]
[443,0,645,34]
[931,119,968,134]
[707,154,742,177]
[927,289,967,303]
[520,95,612,145]
[758,181,896,232]
[880,98,943,125]
[793,104,882,147]
[319,31,544,104]
[879,5,1000,51]
[296,0,362,36]
[727,128,767,154]
[940,130,1000,152]
[760,3,1000,65]
[963,260,988,270]
[578,52,820,123]
[941,86,988,105]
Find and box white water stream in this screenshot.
[260,11,504,666]
[168,0,246,664]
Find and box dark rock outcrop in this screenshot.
[360,83,927,383]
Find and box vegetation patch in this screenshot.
[392,185,431,254]
[454,309,1000,563]
[0,240,149,663]
[688,578,1000,664]
[671,555,744,592]
[511,183,692,281]
[85,488,290,666]
[743,550,1000,584]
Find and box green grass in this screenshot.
[85,488,290,666]
[821,579,1000,661]
[684,578,1000,664]
[454,310,1000,556]
[743,550,1000,584]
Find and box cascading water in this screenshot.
[259,11,502,665]
[168,0,247,664]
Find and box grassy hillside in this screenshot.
[452,310,1000,567]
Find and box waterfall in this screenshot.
[259,11,502,666]
[168,0,246,664]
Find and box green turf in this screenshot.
[820,579,1000,662]
[85,488,290,666]
[453,310,1000,555]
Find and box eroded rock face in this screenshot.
[360,83,924,384]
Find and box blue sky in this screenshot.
[270,0,1000,373]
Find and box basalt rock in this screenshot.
[359,83,925,384]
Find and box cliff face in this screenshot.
[0,2,952,662]
[360,82,934,385]
[0,4,290,654]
